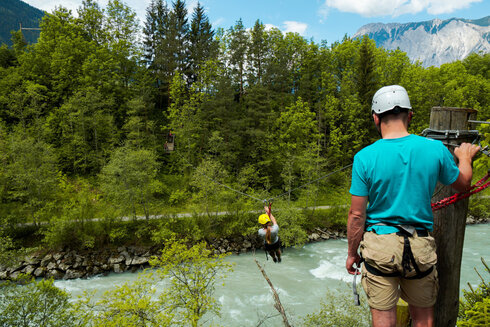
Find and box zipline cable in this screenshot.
[177,151,353,204]
[267,163,353,202]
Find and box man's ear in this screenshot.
[373,113,379,126]
[407,111,413,127]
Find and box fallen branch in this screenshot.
[254,258,292,327]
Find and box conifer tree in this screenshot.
[248,20,266,86]
[188,2,216,87]
[228,19,249,100]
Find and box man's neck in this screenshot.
[380,120,410,139]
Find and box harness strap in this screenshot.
[365,222,434,280]
[364,261,433,279]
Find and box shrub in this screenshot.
[0,276,75,327]
[302,285,371,327]
[458,258,489,326]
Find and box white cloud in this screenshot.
[24,0,85,14]
[283,21,308,35]
[264,23,277,30]
[322,0,482,17]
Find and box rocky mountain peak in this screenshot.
[354,16,490,67]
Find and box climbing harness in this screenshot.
[363,222,434,280]
[431,171,490,211]
[262,201,283,262]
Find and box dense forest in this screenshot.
[0,0,489,254]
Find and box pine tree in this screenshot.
[247,20,266,86]
[188,2,216,87]
[357,36,378,141]
[228,19,249,100]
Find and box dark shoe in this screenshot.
[272,257,277,263]
[278,257,281,263]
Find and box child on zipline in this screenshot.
[258,206,282,263]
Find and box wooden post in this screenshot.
[429,107,477,327]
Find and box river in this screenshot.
[55,223,489,326]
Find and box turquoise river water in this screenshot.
[55,223,489,326]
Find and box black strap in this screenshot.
[363,228,434,280]
[364,261,433,279]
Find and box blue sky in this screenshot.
[23,0,490,44]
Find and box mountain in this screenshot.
[0,0,44,46]
[354,16,490,67]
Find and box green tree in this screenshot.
[191,158,229,216]
[90,274,173,326]
[356,36,378,140]
[0,277,76,327]
[150,238,234,327]
[45,87,116,174]
[274,98,320,199]
[99,145,161,220]
[247,20,267,86]
[187,2,216,86]
[227,19,249,99]
[3,128,59,226]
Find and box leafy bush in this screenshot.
[302,285,371,327]
[458,257,490,326]
[0,276,76,327]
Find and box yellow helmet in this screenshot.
[258,214,271,225]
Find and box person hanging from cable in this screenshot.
[258,205,282,263]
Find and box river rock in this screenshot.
[33,267,45,277]
[46,262,57,270]
[25,256,41,266]
[243,240,252,248]
[46,269,63,279]
[58,262,71,271]
[41,254,53,266]
[113,263,125,273]
[63,269,84,280]
[53,253,64,262]
[10,271,20,280]
[22,265,36,275]
[0,270,8,279]
[109,255,125,265]
[309,233,320,241]
[132,256,148,265]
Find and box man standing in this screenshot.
[345,85,480,327]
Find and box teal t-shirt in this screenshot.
[349,134,460,234]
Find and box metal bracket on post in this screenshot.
[421,128,480,143]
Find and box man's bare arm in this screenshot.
[346,195,368,274]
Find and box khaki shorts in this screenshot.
[360,231,439,310]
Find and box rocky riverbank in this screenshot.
[2,215,487,281]
[0,227,347,281]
